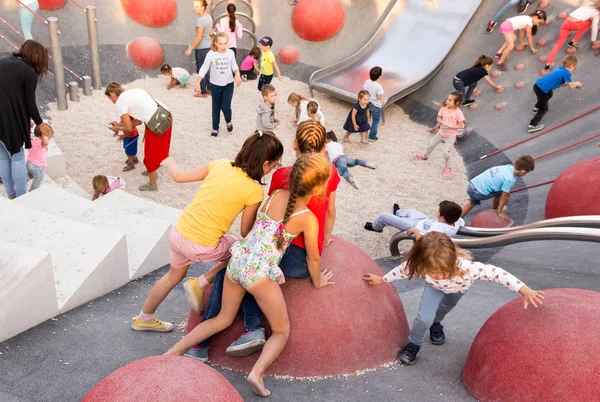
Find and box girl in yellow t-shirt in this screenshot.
[132,131,284,332]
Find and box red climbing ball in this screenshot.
[515,81,525,89]
[515,63,525,71]
[38,0,66,9]
[540,68,549,76]
[566,47,577,54]
[495,85,505,93]
[292,0,345,42]
[472,88,481,97]
[558,12,568,19]
[491,70,501,78]
[494,102,506,110]
[544,19,551,26]
[538,55,548,62]
[278,45,299,65]
[469,103,478,110]
[537,39,548,46]
[127,37,164,69]
[470,209,513,228]
[516,44,525,52]
[120,0,177,28]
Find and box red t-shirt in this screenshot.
[128,116,139,138]
[268,163,340,254]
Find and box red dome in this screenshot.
[120,0,177,28]
[39,0,66,10]
[470,209,513,228]
[292,0,345,42]
[127,37,164,69]
[278,46,299,65]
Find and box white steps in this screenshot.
[46,139,66,178]
[95,189,181,225]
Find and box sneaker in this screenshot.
[366,162,377,169]
[393,203,400,215]
[494,51,502,59]
[463,99,475,106]
[415,153,428,160]
[227,123,234,133]
[518,1,529,14]
[348,178,359,189]
[184,346,209,362]
[528,124,545,133]
[429,323,446,345]
[567,41,578,49]
[495,62,508,71]
[241,74,248,82]
[398,342,421,365]
[364,222,383,233]
[367,138,377,143]
[226,329,267,356]
[131,316,174,332]
[289,0,298,4]
[442,167,452,177]
[210,130,218,137]
[532,107,539,114]
[183,278,204,314]
[486,21,497,34]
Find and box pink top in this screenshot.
[240,55,257,71]
[27,137,48,168]
[438,106,465,138]
[216,17,243,48]
[94,176,122,196]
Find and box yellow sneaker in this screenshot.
[131,316,174,332]
[183,277,204,314]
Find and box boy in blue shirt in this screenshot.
[462,155,535,221]
[528,55,582,133]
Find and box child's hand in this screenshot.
[114,133,126,143]
[354,124,359,131]
[518,286,545,309]
[497,211,510,221]
[277,76,283,81]
[575,82,583,89]
[194,82,201,93]
[234,76,242,87]
[184,48,192,57]
[323,238,333,247]
[406,228,421,239]
[318,269,335,288]
[362,273,384,285]
[531,48,538,55]
[108,121,120,132]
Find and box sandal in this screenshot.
[443,167,452,177]
[343,138,350,143]
[567,41,578,49]
[415,153,428,160]
[361,139,369,144]
[125,157,140,165]
[139,183,157,192]
[227,123,233,133]
[122,163,135,172]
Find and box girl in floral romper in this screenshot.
[165,153,332,397]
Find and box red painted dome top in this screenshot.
[121,0,177,28]
[39,0,66,10]
[292,0,345,42]
[470,209,513,228]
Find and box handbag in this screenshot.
[146,95,173,136]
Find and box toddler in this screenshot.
[343,90,371,144]
[326,130,375,189]
[92,175,125,201]
[257,36,282,91]
[26,123,54,192]
[161,64,191,90]
[363,66,384,142]
[240,46,261,81]
[256,84,280,131]
[288,93,325,127]
[113,116,141,172]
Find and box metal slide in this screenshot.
[309,0,484,119]
[457,215,600,237]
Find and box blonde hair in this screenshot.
[403,232,472,280]
[104,81,124,97]
[92,175,109,192]
[211,32,228,51]
[288,93,302,119]
[295,120,326,154]
[562,54,578,68]
[357,89,370,102]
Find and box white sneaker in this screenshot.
[366,162,377,169]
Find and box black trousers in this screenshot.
[530,83,553,126]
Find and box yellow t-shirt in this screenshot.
[175,159,264,246]
[260,50,276,76]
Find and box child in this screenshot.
[485,0,544,33]
[288,93,325,127]
[415,91,465,177]
[461,155,535,220]
[545,2,600,70]
[215,3,243,56]
[303,101,326,125]
[257,36,282,91]
[326,130,375,189]
[112,116,141,172]
[182,121,337,363]
[495,10,547,71]
[197,32,242,137]
[92,175,125,201]
[343,90,371,144]
[363,66,384,142]
[240,46,261,81]
[364,200,464,238]
[453,55,502,106]
[528,55,582,133]
[165,153,331,398]
[256,84,279,132]
[363,232,545,365]
[131,131,283,333]
[160,64,191,90]
[26,123,53,192]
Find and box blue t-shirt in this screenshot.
[535,66,572,93]
[470,164,516,195]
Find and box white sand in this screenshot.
[48,75,468,259]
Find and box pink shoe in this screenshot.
[415,153,428,160]
[443,167,452,177]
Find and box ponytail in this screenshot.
[472,54,494,68]
[226,3,237,33]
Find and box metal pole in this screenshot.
[47,17,67,111]
[82,75,92,96]
[68,81,80,102]
[86,6,101,90]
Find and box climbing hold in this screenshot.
[516,44,526,52]
[120,0,177,28]
[515,81,525,89]
[544,19,551,26]
[278,45,299,65]
[127,37,164,69]
[466,127,473,134]
[515,63,525,71]
[292,0,345,42]
[470,209,513,228]
[537,39,548,46]
[495,85,505,93]
[558,12,568,19]
[540,69,549,76]
[472,88,482,97]
[566,47,577,54]
[39,0,66,9]
[491,70,501,78]
[538,55,548,62]
[494,102,506,110]
[469,103,478,110]
[539,0,549,8]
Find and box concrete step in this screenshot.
[45,174,91,199]
[0,198,129,312]
[0,242,58,342]
[15,186,172,280]
[46,139,66,178]
[95,189,181,225]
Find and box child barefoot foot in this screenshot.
[247,371,271,397]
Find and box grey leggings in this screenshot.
[425,133,456,162]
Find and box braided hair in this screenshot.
[295,120,326,154]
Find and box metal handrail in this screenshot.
[454,227,600,249]
[457,216,600,238]
[211,0,254,18]
[213,11,256,33]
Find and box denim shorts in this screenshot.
[467,182,502,206]
[123,134,138,157]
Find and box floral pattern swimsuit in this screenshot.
[227,191,310,288]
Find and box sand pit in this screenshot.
[48,75,468,259]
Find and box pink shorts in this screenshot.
[169,227,236,268]
[499,20,514,34]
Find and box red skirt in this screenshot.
[143,124,172,173]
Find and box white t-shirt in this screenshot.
[415,217,465,238]
[171,67,190,79]
[297,100,326,126]
[199,50,239,86]
[570,6,599,41]
[363,79,384,108]
[115,89,164,124]
[325,141,344,163]
[507,15,533,31]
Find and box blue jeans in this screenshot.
[19,1,39,40]
[467,182,502,206]
[334,155,368,182]
[408,283,465,346]
[194,48,211,94]
[368,103,381,140]
[26,161,44,191]
[0,141,27,198]
[491,0,528,23]
[210,82,234,131]
[453,77,477,102]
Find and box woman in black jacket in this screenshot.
[0,40,52,198]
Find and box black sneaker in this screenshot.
[398,342,421,365]
[486,21,497,34]
[532,107,539,114]
[518,1,529,14]
[364,222,382,233]
[463,99,475,106]
[429,323,446,345]
[393,203,400,215]
[567,41,578,49]
[528,124,545,133]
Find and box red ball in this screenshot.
[491,70,501,78]
[539,0,549,8]
[127,37,164,69]
[120,0,177,28]
[538,55,548,62]
[278,45,299,65]
[540,68,549,76]
[83,356,243,402]
[495,85,505,93]
[537,39,548,46]
[544,19,551,26]
[545,157,600,218]
[566,47,577,54]
[292,0,345,42]
[558,12,568,19]
[470,209,513,228]
[515,63,525,71]
[464,288,600,402]
[469,103,478,110]
[38,0,66,9]
[494,102,506,110]
[472,88,482,97]
[515,81,525,89]
[516,44,526,52]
